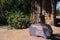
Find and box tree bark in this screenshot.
[30,0,42,24]
[43,0,52,25]
[51,0,56,25]
[30,0,55,25]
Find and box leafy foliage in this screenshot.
[7,11,30,29]
[0,0,31,12]
[0,0,31,29]
[56,7,60,16]
[56,1,60,16]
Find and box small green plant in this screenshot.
[7,11,30,29]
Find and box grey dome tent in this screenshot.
[29,23,53,38]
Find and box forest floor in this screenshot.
[0,25,60,40]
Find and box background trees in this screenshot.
[0,0,60,28]
[56,1,60,16]
[0,0,31,29]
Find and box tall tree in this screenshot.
[51,0,56,25]
[30,0,42,24]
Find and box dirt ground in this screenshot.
[0,26,60,40]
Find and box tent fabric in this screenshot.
[29,23,53,38]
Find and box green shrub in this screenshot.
[0,13,8,25]
[7,11,30,29]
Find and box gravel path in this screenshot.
[0,26,60,40]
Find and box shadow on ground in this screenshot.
[55,18,60,27]
[48,33,60,40]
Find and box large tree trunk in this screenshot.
[30,0,42,24]
[30,0,55,25]
[42,0,52,25]
[51,0,56,25]
[42,0,55,25]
